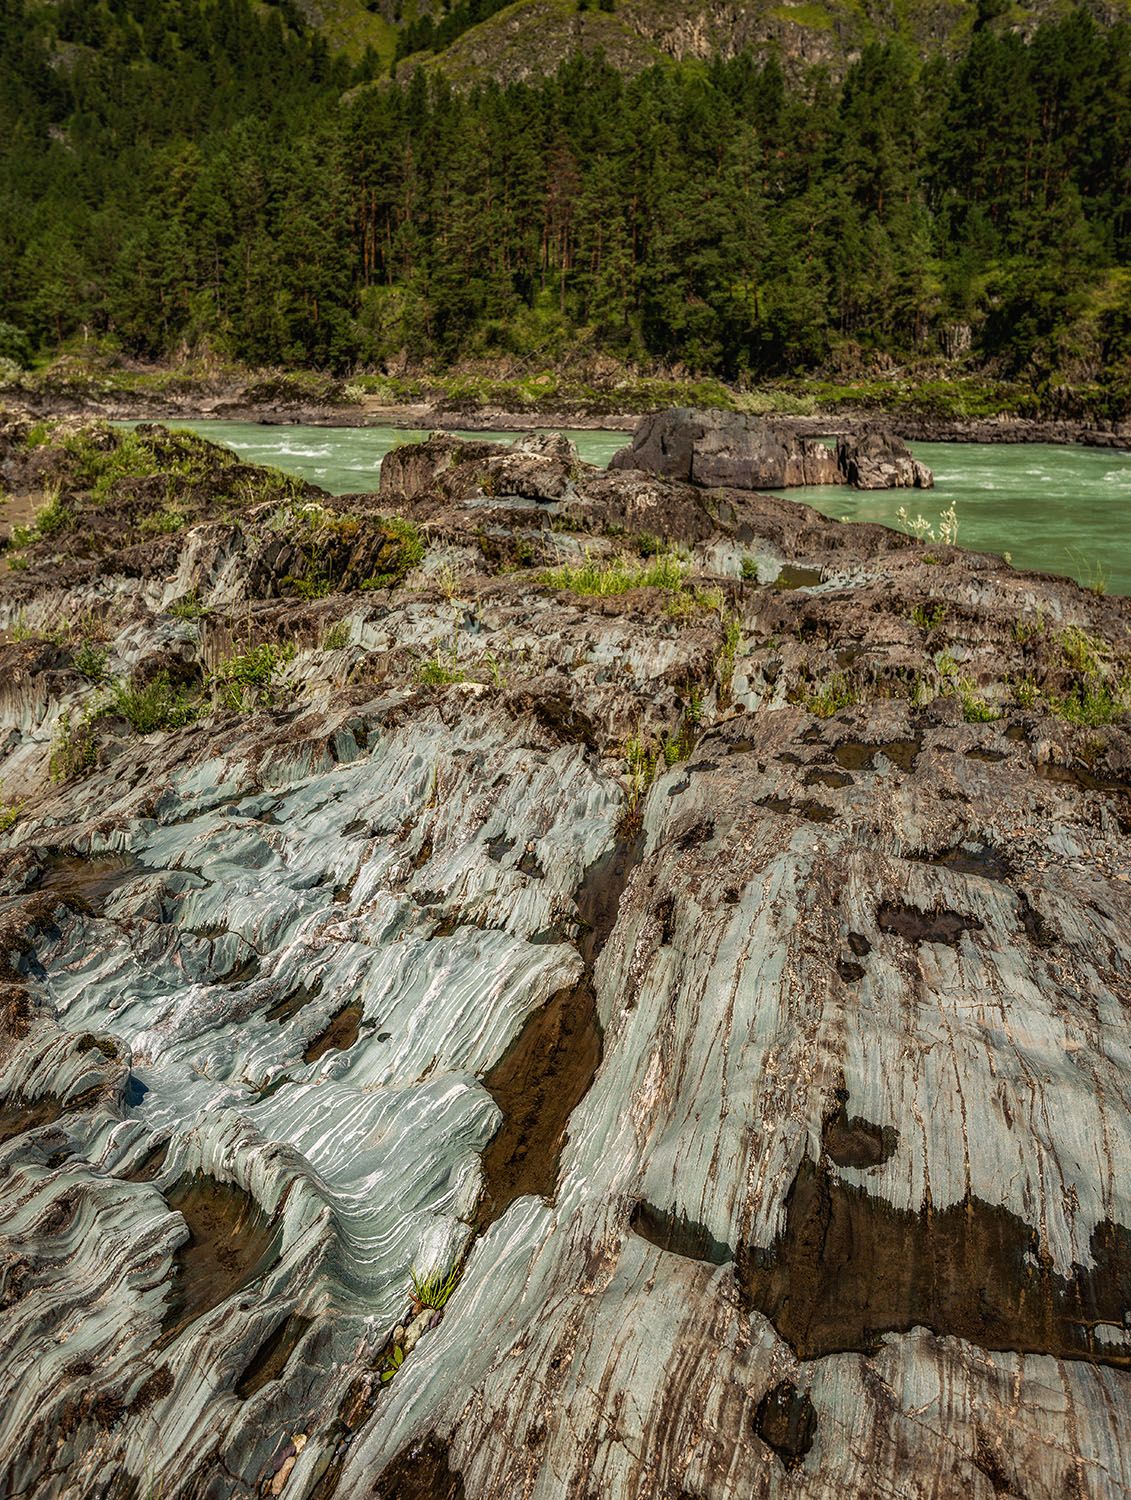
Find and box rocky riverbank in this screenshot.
[3,366,1129,448]
[0,413,1129,1499]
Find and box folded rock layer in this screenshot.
[0,416,1127,1499]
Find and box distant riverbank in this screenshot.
[4,363,1129,449]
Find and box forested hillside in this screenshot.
[1,0,1129,405]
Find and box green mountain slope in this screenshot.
[284,0,395,61]
[391,0,1131,81]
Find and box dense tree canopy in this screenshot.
[1,0,1129,393]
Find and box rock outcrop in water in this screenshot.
[611,408,934,490]
[835,427,935,489]
[0,414,1128,1499]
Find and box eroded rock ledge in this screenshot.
[0,415,1128,1500]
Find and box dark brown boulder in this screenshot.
[609,409,841,488]
[836,429,934,489]
[611,408,935,490]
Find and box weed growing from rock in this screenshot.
[49,709,97,781]
[321,621,352,651]
[410,1264,461,1311]
[139,508,187,535]
[0,793,22,832]
[110,674,202,734]
[416,648,467,686]
[715,616,742,694]
[72,640,109,684]
[212,643,296,712]
[911,603,947,633]
[22,420,54,449]
[805,673,857,718]
[957,678,999,722]
[168,592,210,621]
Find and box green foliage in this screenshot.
[1046,625,1129,725]
[958,679,999,722]
[108,674,203,734]
[481,650,507,690]
[1013,676,1040,708]
[1012,611,1045,645]
[23,421,54,449]
[3,9,1128,398]
[1059,625,1103,676]
[410,1264,461,1310]
[664,585,723,620]
[212,643,295,712]
[0,796,22,832]
[72,640,109,684]
[740,556,760,581]
[379,1343,405,1384]
[322,621,352,651]
[284,510,426,595]
[805,674,858,718]
[716,616,742,691]
[911,603,947,633]
[9,485,71,548]
[383,516,426,570]
[624,696,704,808]
[63,430,162,502]
[168,592,210,621]
[49,709,97,781]
[0,322,33,368]
[416,650,467,686]
[34,487,70,536]
[1048,678,1129,727]
[139,508,187,535]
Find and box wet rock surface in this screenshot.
[0,414,1129,1497]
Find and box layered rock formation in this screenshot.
[611,408,934,490]
[0,415,1129,1499]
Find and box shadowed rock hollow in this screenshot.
[0,415,1129,1498]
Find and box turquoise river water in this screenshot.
[152,420,1131,596]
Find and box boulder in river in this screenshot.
[611,407,934,490]
[836,427,934,489]
[609,407,842,488]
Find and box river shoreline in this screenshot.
[5,382,1130,449]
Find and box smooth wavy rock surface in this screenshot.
[0,416,1129,1499]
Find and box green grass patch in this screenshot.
[108,673,203,734]
[168,592,210,621]
[416,650,467,686]
[540,553,688,597]
[805,673,858,718]
[139,508,187,535]
[212,643,296,713]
